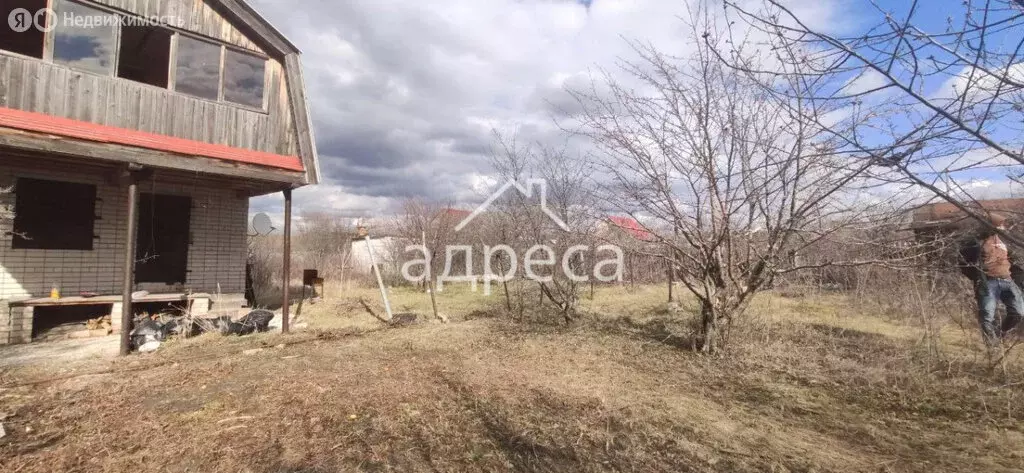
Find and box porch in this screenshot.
[0,153,275,346]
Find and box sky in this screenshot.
[242,0,835,221]
[245,0,1022,224]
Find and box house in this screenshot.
[0,0,319,350]
[350,235,404,277]
[910,198,1024,237]
[603,215,655,242]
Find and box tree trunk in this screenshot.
[699,300,718,354]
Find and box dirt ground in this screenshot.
[1,284,1022,472]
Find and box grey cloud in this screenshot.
[244,0,842,217]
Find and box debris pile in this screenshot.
[129,309,277,352]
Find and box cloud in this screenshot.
[246,0,845,217]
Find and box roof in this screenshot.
[606,216,655,241]
[207,0,302,56]
[911,198,1024,229]
[442,208,472,220]
[0,107,304,172]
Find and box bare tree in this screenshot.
[567,11,907,353]
[486,130,596,322]
[297,212,355,279]
[718,0,1024,241]
[394,198,460,289]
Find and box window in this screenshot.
[0,0,47,58]
[117,25,172,87]
[12,178,96,250]
[223,49,266,108]
[52,0,116,75]
[174,35,221,100]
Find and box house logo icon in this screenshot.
[455,179,570,232]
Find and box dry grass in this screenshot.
[1,283,1022,472]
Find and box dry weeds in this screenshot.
[0,284,1021,472]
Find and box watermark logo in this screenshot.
[8,8,53,33]
[455,178,569,232]
[401,178,624,295]
[7,8,183,32]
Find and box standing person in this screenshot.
[959,213,1024,344]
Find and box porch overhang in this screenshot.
[0,107,307,189]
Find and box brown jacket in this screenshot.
[981,234,1012,279]
[960,232,1024,283]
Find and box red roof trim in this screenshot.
[0,106,305,172]
[606,215,655,241]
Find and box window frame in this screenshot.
[10,176,98,251]
[222,46,268,110]
[0,0,50,60]
[0,0,271,113]
[49,0,120,77]
[172,33,224,102]
[116,22,173,88]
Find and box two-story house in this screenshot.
[0,0,319,351]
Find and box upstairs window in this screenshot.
[223,49,266,108]
[0,0,47,58]
[52,0,116,75]
[175,35,221,100]
[12,178,96,250]
[117,25,172,87]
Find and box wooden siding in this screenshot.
[0,53,299,157]
[91,0,266,54]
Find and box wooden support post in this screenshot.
[119,175,139,356]
[281,188,292,333]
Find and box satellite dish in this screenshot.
[252,213,274,235]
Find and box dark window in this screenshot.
[174,36,221,100]
[12,178,96,250]
[136,193,191,284]
[223,49,265,108]
[52,0,116,75]
[117,25,171,87]
[0,0,47,58]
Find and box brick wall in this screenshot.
[0,163,250,345]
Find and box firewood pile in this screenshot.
[85,315,112,333]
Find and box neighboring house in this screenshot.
[0,0,319,345]
[350,236,405,277]
[910,198,1024,237]
[603,215,656,242]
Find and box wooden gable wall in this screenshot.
[0,0,300,159]
[92,0,265,54]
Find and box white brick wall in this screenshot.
[0,163,250,344]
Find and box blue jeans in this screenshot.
[975,278,1024,344]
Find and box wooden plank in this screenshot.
[6,59,23,109]
[204,101,216,143]
[11,291,215,307]
[51,67,66,118]
[283,54,319,184]
[106,79,119,127]
[35,62,51,115]
[206,0,295,56]
[81,74,98,123]
[19,60,37,112]
[213,104,225,144]
[137,88,150,133]
[0,57,10,108]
